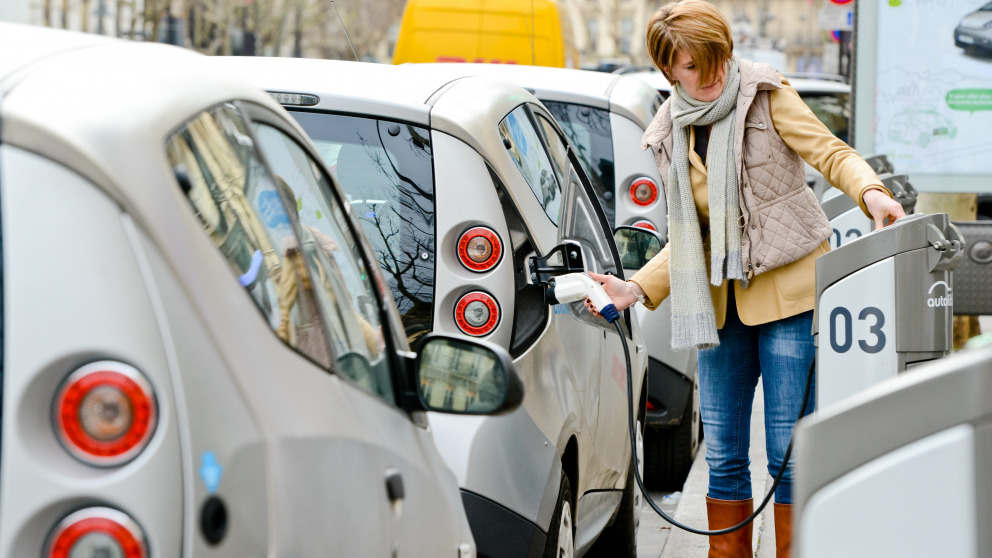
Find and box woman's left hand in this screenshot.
[863,188,906,230]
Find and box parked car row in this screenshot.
[0,23,666,558]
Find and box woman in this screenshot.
[589,1,905,557]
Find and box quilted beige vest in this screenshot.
[641,58,832,278]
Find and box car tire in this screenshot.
[644,375,700,490]
[585,420,643,557]
[543,473,574,558]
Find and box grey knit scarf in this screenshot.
[668,58,743,350]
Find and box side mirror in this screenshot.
[614,225,666,271]
[414,334,523,415]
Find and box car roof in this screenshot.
[211,57,455,126]
[210,57,549,161]
[402,63,659,128]
[0,22,289,224]
[405,63,619,105]
[783,76,850,94]
[622,69,851,96]
[625,70,672,93]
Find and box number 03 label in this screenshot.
[817,259,898,409]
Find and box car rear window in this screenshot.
[542,101,616,225]
[799,92,851,144]
[288,111,436,345]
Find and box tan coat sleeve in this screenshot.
[769,79,892,219]
[629,243,671,310]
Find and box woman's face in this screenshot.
[666,50,727,102]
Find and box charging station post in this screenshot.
[821,174,918,250]
[813,213,964,411]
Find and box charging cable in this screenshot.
[547,272,814,535]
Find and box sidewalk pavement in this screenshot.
[659,379,777,558]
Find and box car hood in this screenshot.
[959,10,992,29]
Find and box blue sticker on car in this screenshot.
[199,451,224,494]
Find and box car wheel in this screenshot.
[644,374,700,490]
[585,420,643,557]
[917,132,930,148]
[543,473,574,558]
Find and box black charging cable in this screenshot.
[611,317,814,535]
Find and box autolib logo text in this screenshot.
[927,281,953,308]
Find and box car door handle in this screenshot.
[385,468,405,502]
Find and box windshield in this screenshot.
[288,110,436,345]
[543,101,616,225]
[799,92,851,144]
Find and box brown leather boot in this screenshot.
[774,503,792,558]
[706,496,754,558]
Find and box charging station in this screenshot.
[821,174,918,250]
[813,213,963,411]
[794,344,992,558]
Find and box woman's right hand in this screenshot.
[585,272,639,317]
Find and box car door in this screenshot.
[245,107,471,557]
[498,103,628,484]
[531,108,638,480]
[165,102,451,557]
[497,103,602,429]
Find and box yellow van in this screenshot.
[393,0,577,67]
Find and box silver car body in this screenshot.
[213,57,648,555]
[398,63,701,484]
[0,23,480,557]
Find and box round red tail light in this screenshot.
[629,178,659,206]
[47,507,147,558]
[632,220,658,232]
[454,291,501,336]
[457,227,502,272]
[55,361,157,467]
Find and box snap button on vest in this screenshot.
[757,122,765,129]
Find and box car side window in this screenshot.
[498,106,562,225]
[165,104,332,368]
[534,113,570,187]
[252,122,394,403]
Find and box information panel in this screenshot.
[854,0,992,192]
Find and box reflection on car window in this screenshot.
[544,101,616,224]
[166,105,331,368]
[253,123,394,402]
[498,106,562,225]
[799,92,850,144]
[534,113,569,187]
[289,111,435,347]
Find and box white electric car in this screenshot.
[400,62,702,490]
[0,24,523,558]
[212,57,649,557]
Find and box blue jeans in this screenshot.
[697,286,815,504]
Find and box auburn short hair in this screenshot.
[646,0,734,88]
